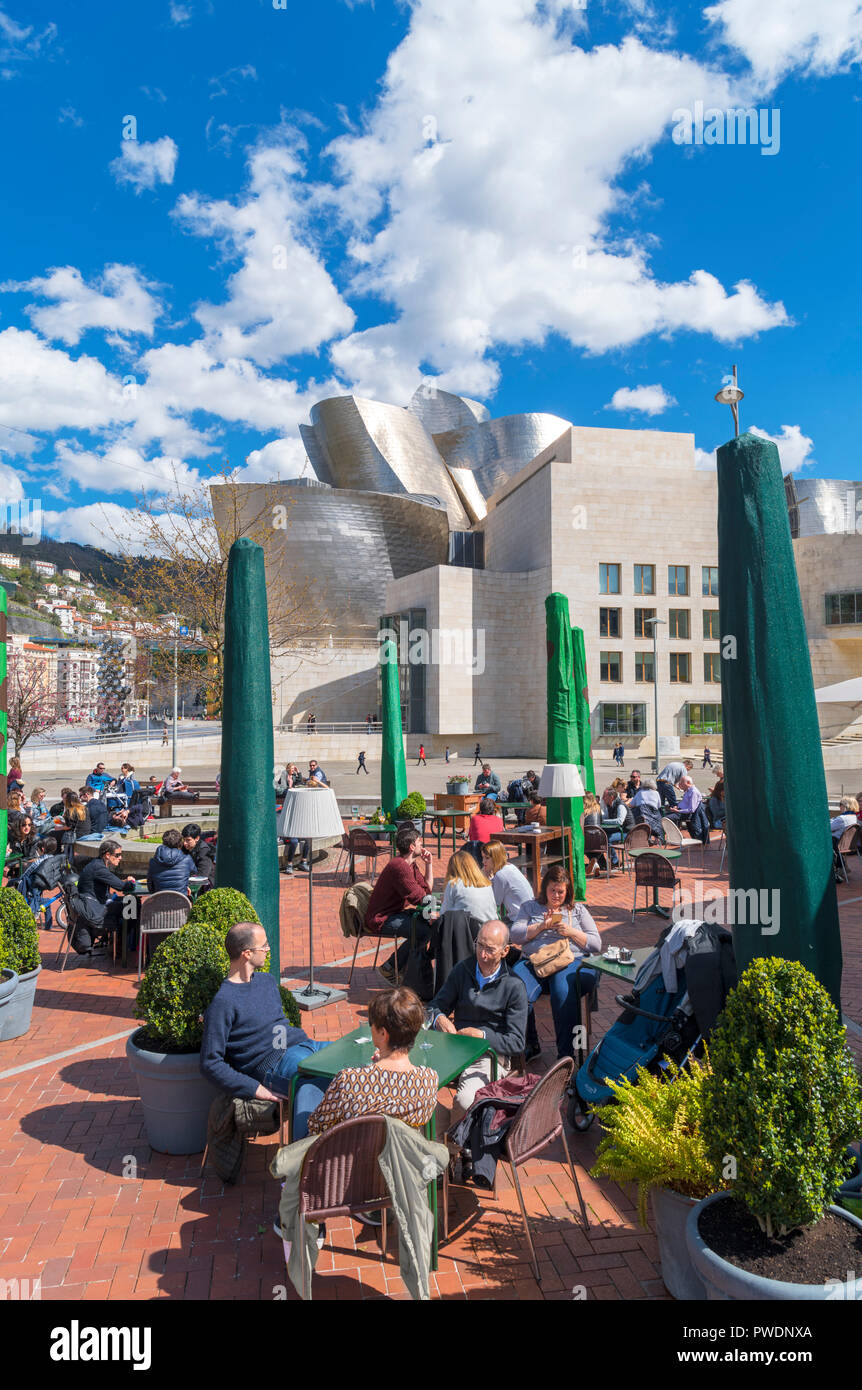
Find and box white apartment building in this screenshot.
[62,569,81,582]
[0,553,20,569]
[45,583,59,596]
[56,648,98,719]
[31,560,56,578]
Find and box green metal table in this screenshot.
[422,809,463,857]
[289,1025,499,1270]
[575,945,654,1059]
[627,847,681,919]
[495,801,529,827]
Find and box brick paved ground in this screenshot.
[1,833,861,1302]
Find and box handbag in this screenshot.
[530,936,575,979]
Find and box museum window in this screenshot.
[600,651,622,682]
[703,652,721,683]
[703,609,720,640]
[599,562,621,594]
[824,592,862,625]
[599,607,621,638]
[668,608,690,640]
[600,703,646,737]
[687,702,722,735]
[448,531,485,569]
[668,565,689,596]
[669,652,691,683]
[634,607,656,638]
[633,564,655,596]
[635,651,655,683]
[702,566,719,597]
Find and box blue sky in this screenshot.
[1,0,862,547]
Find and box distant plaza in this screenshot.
[218,388,862,760]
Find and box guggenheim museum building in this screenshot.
[213,388,862,761]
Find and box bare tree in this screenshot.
[7,652,63,754]
[103,465,329,712]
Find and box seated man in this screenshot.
[474,764,502,801]
[364,824,434,980]
[85,762,114,793]
[147,828,195,895]
[181,823,215,880]
[674,776,710,845]
[427,919,527,1126]
[307,759,327,785]
[80,786,108,836]
[74,838,137,952]
[200,922,330,1140]
[162,767,199,802]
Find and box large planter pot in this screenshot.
[0,969,19,1036]
[0,964,42,1041]
[686,1190,862,1300]
[447,781,470,796]
[126,1028,219,1154]
[651,1186,707,1300]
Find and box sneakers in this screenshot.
[296,861,310,872]
[377,959,397,984]
[282,865,294,876]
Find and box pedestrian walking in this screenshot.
[161,724,168,747]
[473,742,482,766]
[703,746,713,767]
[445,745,450,763]
[357,750,369,774]
[417,743,426,765]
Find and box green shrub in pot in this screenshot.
[134,925,225,1053]
[0,886,41,975]
[184,886,300,1027]
[591,1056,719,1226]
[395,792,426,820]
[702,957,862,1237]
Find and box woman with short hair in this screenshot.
[510,865,602,1061]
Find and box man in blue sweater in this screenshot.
[200,923,330,1138]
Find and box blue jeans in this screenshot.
[264,1040,332,1140]
[512,958,597,1060]
[607,830,623,868]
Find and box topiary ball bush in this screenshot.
[280,985,301,1028]
[0,886,41,975]
[395,792,426,819]
[134,925,225,1053]
[703,957,862,1236]
[184,885,299,1026]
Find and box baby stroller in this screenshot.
[567,920,736,1130]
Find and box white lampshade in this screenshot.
[277,787,344,840]
[537,763,585,798]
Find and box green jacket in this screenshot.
[270,1116,449,1301]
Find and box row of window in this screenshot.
[599,652,722,684]
[599,564,719,598]
[825,592,862,626]
[600,702,723,736]
[600,607,720,640]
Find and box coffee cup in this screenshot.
[605,945,620,960]
[618,947,633,963]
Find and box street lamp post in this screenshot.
[644,617,666,772]
[172,622,179,769]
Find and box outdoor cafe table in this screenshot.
[288,1025,499,1270]
[346,821,398,882]
[422,808,463,857]
[575,945,654,1059]
[627,847,681,919]
[495,801,529,827]
[489,826,574,890]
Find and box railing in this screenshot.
[280,721,405,735]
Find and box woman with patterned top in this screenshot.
[306,987,438,1135]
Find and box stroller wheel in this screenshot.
[566,1092,594,1132]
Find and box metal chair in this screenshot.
[583,824,612,879]
[346,901,410,988]
[718,825,727,875]
[55,883,110,972]
[835,824,862,882]
[287,1115,393,1298]
[631,852,681,922]
[137,890,191,982]
[348,828,381,885]
[621,823,650,874]
[332,832,353,882]
[661,816,705,872]
[442,1059,589,1280]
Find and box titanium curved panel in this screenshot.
[306,396,470,529]
[433,413,573,500]
[791,479,862,537]
[222,482,450,640]
[407,386,490,434]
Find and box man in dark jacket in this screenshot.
[428,920,527,1123]
[80,786,108,836]
[74,839,136,951]
[181,823,215,880]
[147,829,195,895]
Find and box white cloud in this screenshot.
[695,423,815,474]
[58,105,83,126]
[323,0,787,398]
[0,7,57,67]
[40,501,187,553]
[209,64,257,99]
[4,264,162,345]
[52,440,201,496]
[0,457,25,498]
[605,383,676,415]
[241,436,309,482]
[705,0,862,83]
[0,328,123,432]
[110,136,178,193]
[173,141,354,365]
[169,2,192,26]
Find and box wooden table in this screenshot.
[489,826,573,891]
[627,847,681,919]
[434,792,481,833]
[289,1025,498,1270]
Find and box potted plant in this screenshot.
[446,774,471,795]
[0,967,19,1034]
[687,957,862,1300]
[0,886,42,1040]
[395,791,427,832]
[127,889,300,1151]
[591,1056,718,1299]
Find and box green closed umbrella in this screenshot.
[718,432,842,1007]
[216,539,281,978]
[572,625,596,795]
[380,635,407,819]
[546,593,586,902]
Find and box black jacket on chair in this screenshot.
[431,911,482,995]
